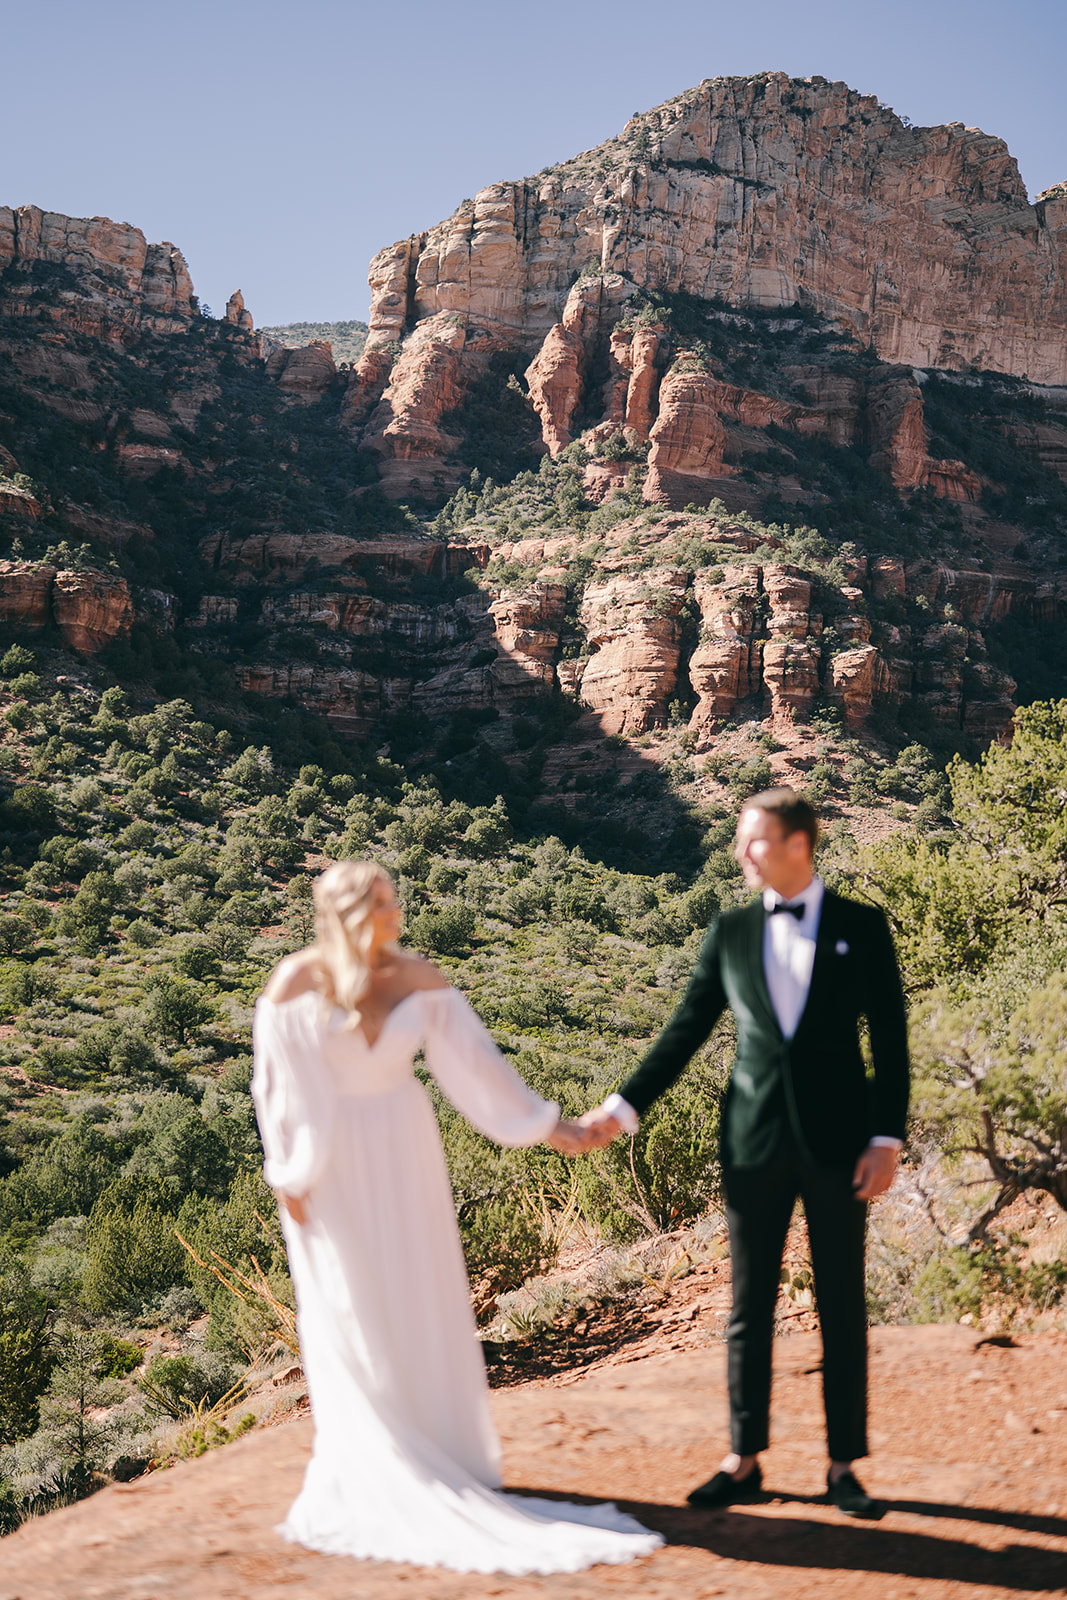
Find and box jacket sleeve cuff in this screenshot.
[602,1093,640,1134]
[869,1136,904,1150]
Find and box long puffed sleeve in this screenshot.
[421,989,560,1148]
[252,997,336,1196]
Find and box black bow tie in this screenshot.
[767,901,805,920]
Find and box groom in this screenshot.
[580,788,909,1518]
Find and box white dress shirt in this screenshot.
[605,873,901,1151]
[762,875,824,1040]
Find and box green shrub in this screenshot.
[0,1120,116,1227]
[0,958,57,1011]
[143,974,216,1048]
[460,811,512,859]
[461,1196,549,1315]
[82,1184,185,1316]
[1,645,37,678]
[574,1049,727,1241]
[0,1252,55,1445]
[0,783,55,835]
[137,1351,240,1418]
[0,913,34,955]
[173,941,222,982]
[95,1335,144,1379]
[407,903,476,955]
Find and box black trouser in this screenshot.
[723,1154,868,1461]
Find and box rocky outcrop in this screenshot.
[346,75,1067,496]
[570,568,689,734]
[187,497,1049,741]
[52,570,133,652]
[643,368,732,503]
[0,481,43,521]
[0,562,131,652]
[688,566,761,729]
[357,316,469,496]
[225,290,254,334]
[0,205,195,334]
[488,586,566,691]
[117,442,192,480]
[264,340,337,403]
[342,346,396,429]
[524,275,637,454]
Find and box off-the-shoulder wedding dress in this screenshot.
[251,986,662,1575]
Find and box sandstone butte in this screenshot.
[342,72,1067,499]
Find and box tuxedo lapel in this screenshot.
[741,898,782,1036]
[793,889,846,1039]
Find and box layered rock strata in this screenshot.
[196,517,1039,743]
[0,205,195,334]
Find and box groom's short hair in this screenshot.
[744,788,819,853]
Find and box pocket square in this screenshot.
[835,939,850,955]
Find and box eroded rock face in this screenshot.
[573,568,688,734]
[524,275,638,454]
[0,205,195,334]
[488,586,566,691]
[346,75,1067,495]
[688,566,761,731]
[264,340,337,403]
[0,562,131,652]
[359,316,468,496]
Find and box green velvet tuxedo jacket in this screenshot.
[619,889,909,1170]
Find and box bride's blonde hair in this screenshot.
[311,860,397,1024]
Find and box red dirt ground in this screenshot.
[2,1323,1065,1600]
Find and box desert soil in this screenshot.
[2,1322,1065,1600]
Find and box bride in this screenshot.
[252,859,662,1575]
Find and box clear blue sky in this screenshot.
[3,0,1063,328]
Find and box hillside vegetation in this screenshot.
[0,607,1064,1529]
[258,320,369,365]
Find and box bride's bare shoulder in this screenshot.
[262,950,321,1004]
[396,951,449,994]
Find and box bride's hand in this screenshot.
[279,1191,310,1225]
[547,1118,594,1156]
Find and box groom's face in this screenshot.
[734,807,812,894]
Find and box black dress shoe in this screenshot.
[827,1470,884,1519]
[687,1461,762,1508]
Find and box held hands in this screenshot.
[546,1118,597,1155]
[546,1106,629,1156]
[577,1106,625,1149]
[851,1145,899,1201]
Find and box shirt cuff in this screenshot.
[868,1136,904,1151]
[602,1093,640,1134]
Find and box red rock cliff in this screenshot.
[346,74,1067,496]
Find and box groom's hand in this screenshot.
[852,1145,898,1201]
[576,1108,624,1149]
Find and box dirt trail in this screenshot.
[2,1324,1065,1600]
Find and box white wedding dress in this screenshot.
[251,986,662,1575]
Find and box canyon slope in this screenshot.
[2,75,1067,835]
